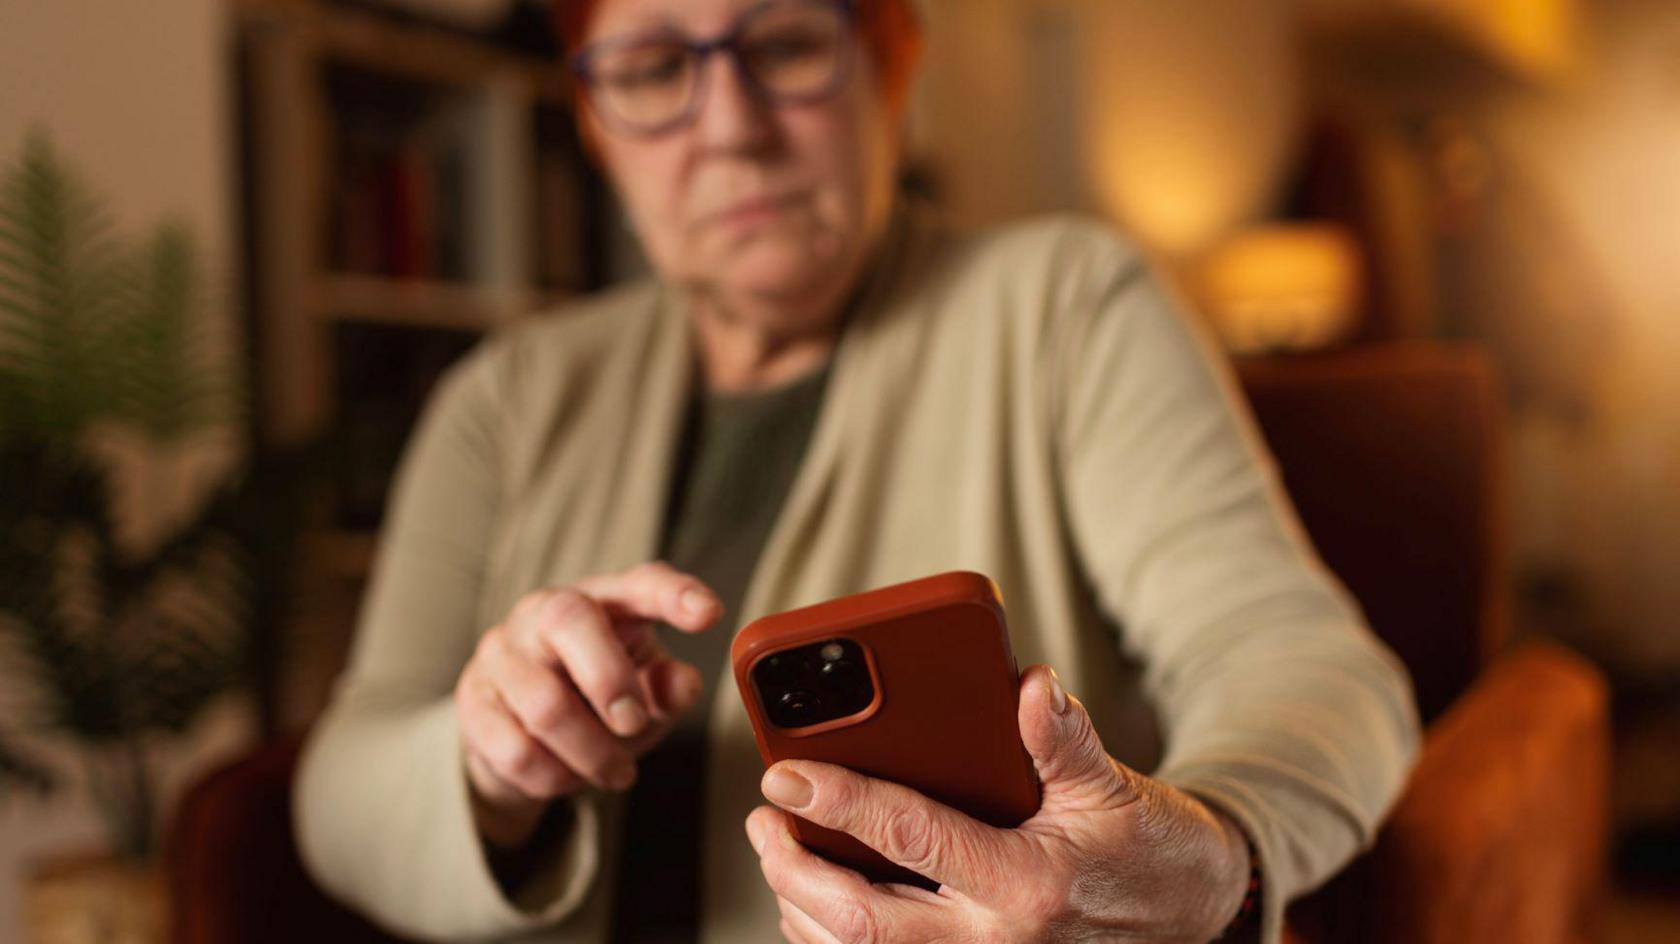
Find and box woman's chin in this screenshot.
[709,246,844,304]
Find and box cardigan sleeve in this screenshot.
[293,337,605,941]
[1047,225,1421,944]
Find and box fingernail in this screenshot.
[746,816,766,854]
[682,587,713,615]
[675,670,704,711]
[1047,668,1069,715]
[778,825,800,852]
[608,696,647,737]
[763,767,814,810]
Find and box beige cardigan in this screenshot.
[295,206,1420,943]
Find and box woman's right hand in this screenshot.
[454,561,722,848]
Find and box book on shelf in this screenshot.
[330,321,481,529]
[326,65,479,282]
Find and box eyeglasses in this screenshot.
[570,0,856,137]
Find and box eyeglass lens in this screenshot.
[583,1,848,133]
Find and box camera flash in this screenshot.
[820,642,844,662]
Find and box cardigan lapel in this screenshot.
[604,286,697,574]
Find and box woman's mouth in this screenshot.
[711,191,803,228]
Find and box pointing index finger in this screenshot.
[573,561,721,633]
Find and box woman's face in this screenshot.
[578,0,901,332]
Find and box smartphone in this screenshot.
[731,570,1041,888]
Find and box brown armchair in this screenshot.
[169,341,1608,943]
[1238,343,1609,943]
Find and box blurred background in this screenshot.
[1,0,1677,941]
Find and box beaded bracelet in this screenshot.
[1218,836,1262,939]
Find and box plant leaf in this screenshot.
[0,129,131,441]
[106,222,240,443]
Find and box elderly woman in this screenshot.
[295,1,1419,942]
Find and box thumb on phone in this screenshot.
[1017,664,1141,814]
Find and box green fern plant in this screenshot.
[0,130,254,860]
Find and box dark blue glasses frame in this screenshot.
[569,0,857,137]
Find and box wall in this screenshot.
[914,0,1302,258]
[1472,0,1680,678]
[0,3,233,269]
[0,1,251,938]
[1313,0,1680,681]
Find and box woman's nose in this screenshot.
[693,51,777,154]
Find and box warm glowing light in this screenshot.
[1469,0,1578,78]
[1313,0,1582,80]
[1079,2,1300,256]
[1195,223,1365,354]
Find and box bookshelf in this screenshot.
[233,0,614,725]
[314,274,556,330]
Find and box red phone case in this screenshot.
[731,571,1041,887]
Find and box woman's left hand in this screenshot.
[744,665,1253,944]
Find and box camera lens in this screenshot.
[759,654,795,684]
[820,658,871,713]
[774,689,823,728]
[820,657,861,684]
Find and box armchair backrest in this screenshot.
[1237,342,1507,722]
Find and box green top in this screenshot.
[660,363,834,726]
[610,363,833,942]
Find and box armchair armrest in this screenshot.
[168,734,411,943]
[1287,639,1609,944]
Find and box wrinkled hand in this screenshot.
[745,665,1252,943]
[456,562,721,848]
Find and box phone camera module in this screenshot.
[754,638,876,730]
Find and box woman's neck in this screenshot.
[687,298,840,393]
[683,196,902,393]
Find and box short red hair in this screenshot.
[554,0,924,113]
